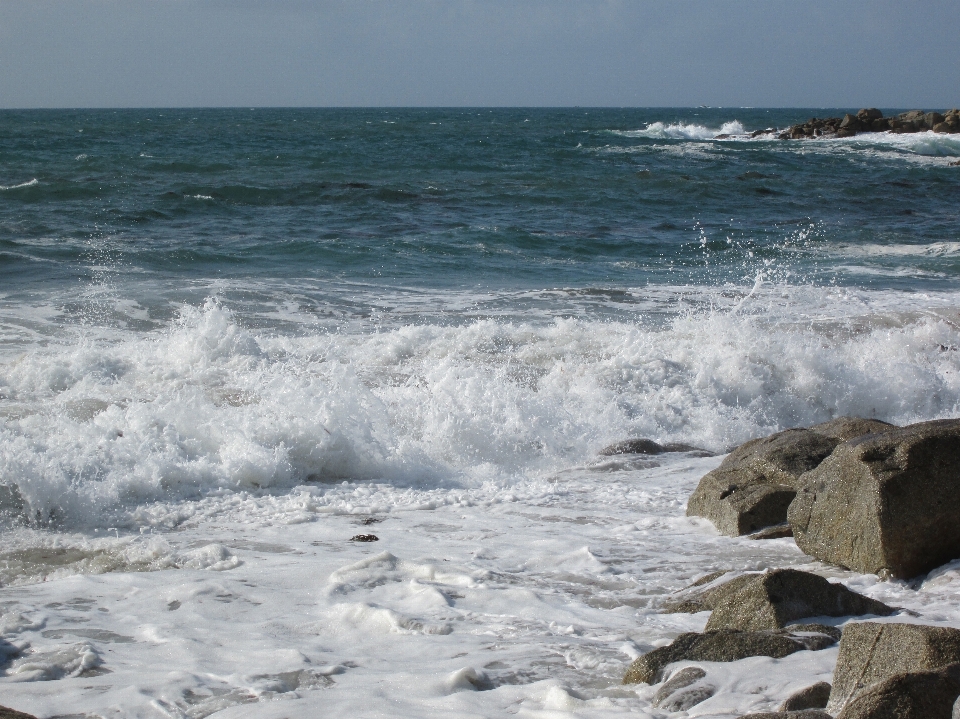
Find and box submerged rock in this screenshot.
[622,629,835,685]
[789,418,960,578]
[652,666,714,711]
[835,664,960,719]
[704,569,894,632]
[687,417,892,536]
[598,438,710,456]
[780,682,832,711]
[828,622,960,712]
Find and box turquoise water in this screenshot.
[1,108,959,525]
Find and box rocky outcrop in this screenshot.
[687,417,893,536]
[789,419,960,578]
[704,569,894,632]
[780,682,832,711]
[828,622,960,713]
[598,438,710,456]
[835,664,960,719]
[652,666,714,711]
[780,108,960,139]
[622,629,835,685]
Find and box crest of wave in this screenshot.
[0,293,958,527]
[616,120,745,140]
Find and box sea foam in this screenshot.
[1,290,958,529]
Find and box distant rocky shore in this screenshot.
[780,107,960,139]
[604,417,960,718]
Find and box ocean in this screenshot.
[0,108,959,718]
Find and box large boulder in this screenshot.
[704,569,894,632]
[828,622,960,712]
[835,664,960,719]
[789,419,960,578]
[622,629,834,685]
[687,418,893,536]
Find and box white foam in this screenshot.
[1,290,958,528]
[611,120,746,141]
[0,179,38,191]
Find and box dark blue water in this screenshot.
[2,108,957,302]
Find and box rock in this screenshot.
[789,418,960,578]
[899,110,926,123]
[660,572,759,613]
[828,622,960,712]
[622,630,835,685]
[871,118,890,131]
[809,417,893,442]
[747,523,794,540]
[926,112,946,129]
[704,569,894,632]
[653,666,714,710]
[741,712,832,719]
[598,439,710,456]
[934,123,953,134]
[0,707,38,719]
[781,682,832,711]
[835,664,960,719]
[840,114,861,130]
[350,534,379,542]
[858,108,883,122]
[688,418,890,536]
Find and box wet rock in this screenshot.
[0,709,38,719]
[622,630,835,685]
[858,108,883,122]
[688,417,891,536]
[704,569,895,632]
[933,123,954,134]
[747,523,793,540]
[350,534,379,542]
[828,622,960,712]
[653,666,714,710]
[598,439,710,456]
[789,418,960,578]
[835,664,960,719]
[781,682,832,711]
[659,571,758,613]
[926,112,946,129]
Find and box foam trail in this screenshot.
[612,120,746,140]
[0,179,38,190]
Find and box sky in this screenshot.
[1,0,958,109]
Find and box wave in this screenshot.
[1,291,958,529]
[0,179,38,191]
[611,121,747,141]
[834,242,960,259]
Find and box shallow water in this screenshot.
[0,108,958,717]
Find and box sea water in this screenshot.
[0,108,958,717]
